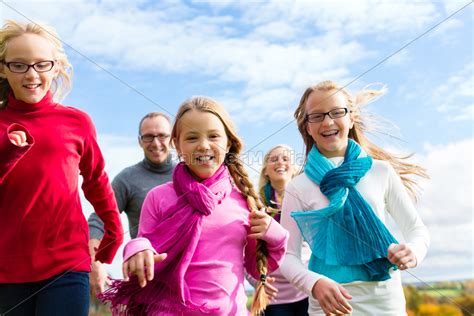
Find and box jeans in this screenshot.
[0,271,89,316]
[265,297,309,316]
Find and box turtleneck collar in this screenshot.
[7,91,56,113]
[141,155,174,174]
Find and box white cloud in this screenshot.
[385,138,473,283]
[447,104,474,122]
[234,0,439,37]
[442,0,473,15]
[433,63,473,120]
[420,139,473,222]
[1,0,448,123]
[408,139,472,281]
[251,21,299,41]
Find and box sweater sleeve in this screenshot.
[79,114,123,263]
[279,181,322,297]
[0,123,34,184]
[88,212,105,240]
[122,189,160,261]
[385,164,430,266]
[244,217,289,280]
[87,173,129,241]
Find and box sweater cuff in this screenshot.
[262,217,289,249]
[0,124,34,183]
[7,123,34,144]
[305,274,325,297]
[123,237,157,262]
[406,242,428,267]
[94,214,124,264]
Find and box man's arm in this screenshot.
[87,174,128,294]
[88,237,111,296]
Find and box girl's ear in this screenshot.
[305,122,313,139]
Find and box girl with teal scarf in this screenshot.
[279,80,430,315]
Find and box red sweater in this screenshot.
[0,92,123,283]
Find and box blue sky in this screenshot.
[2,0,472,284]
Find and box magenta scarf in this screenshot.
[99,162,233,315]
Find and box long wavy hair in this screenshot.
[294,80,428,200]
[171,96,270,315]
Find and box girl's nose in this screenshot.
[197,138,210,150]
[24,67,39,78]
[321,115,335,126]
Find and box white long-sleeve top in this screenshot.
[279,157,430,300]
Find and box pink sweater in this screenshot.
[124,182,288,315]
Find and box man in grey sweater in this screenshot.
[88,112,176,295]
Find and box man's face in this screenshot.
[139,116,172,164]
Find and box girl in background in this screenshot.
[280,80,430,315]
[257,144,310,315]
[101,96,288,315]
[0,20,123,315]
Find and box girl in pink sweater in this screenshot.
[101,97,288,315]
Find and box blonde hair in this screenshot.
[258,144,298,216]
[258,144,296,191]
[0,20,72,108]
[171,96,270,315]
[294,80,428,200]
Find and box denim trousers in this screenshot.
[0,271,89,316]
[264,297,309,316]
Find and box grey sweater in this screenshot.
[88,156,175,239]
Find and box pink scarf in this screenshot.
[99,162,233,315]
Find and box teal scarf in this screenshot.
[261,182,280,222]
[291,139,397,283]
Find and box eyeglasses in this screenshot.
[139,133,170,143]
[2,60,55,73]
[306,108,349,123]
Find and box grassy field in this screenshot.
[418,288,463,298]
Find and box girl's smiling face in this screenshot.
[264,146,294,186]
[175,109,230,181]
[1,33,58,104]
[305,89,354,158]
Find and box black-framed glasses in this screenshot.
[2,60,55,73]
[139,133,170,143]
[306,108,349,123]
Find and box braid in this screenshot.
[226,157,269,315]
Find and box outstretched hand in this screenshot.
[248,208,272,239]
[8,130,28,147]
[387,243,417,270]
[122,250,167,288]
[312,277,352,315]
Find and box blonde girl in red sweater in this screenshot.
[0,20,123,316]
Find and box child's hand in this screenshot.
[311,277,352,315]
[90,260,111,295]
[387,243,417,270]
[264,276,278,300]
[8,130,28,147]
[122,250,167,287]
[248,208,271,239]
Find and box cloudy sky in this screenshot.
[2,0,472,285]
